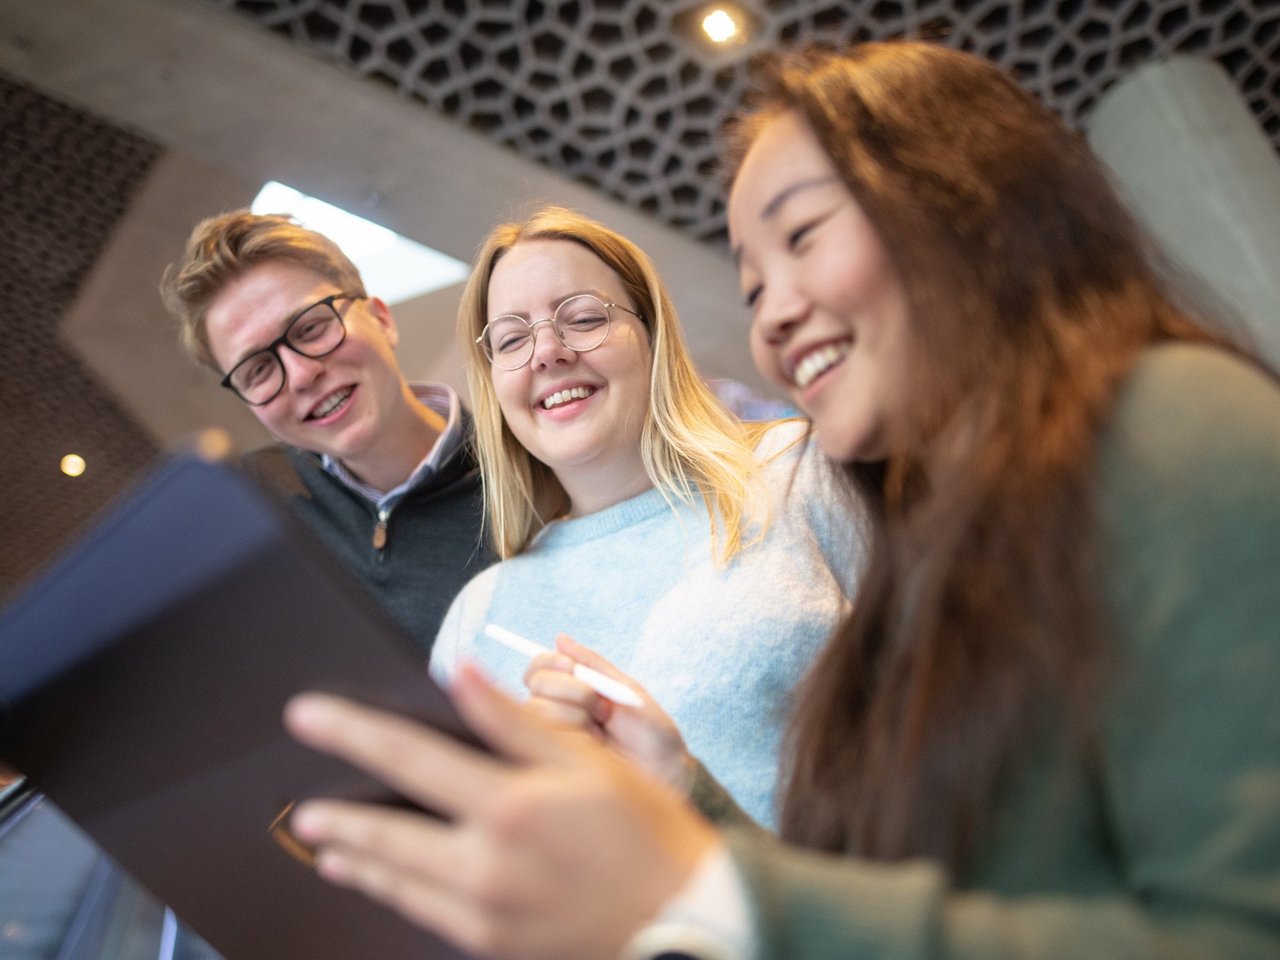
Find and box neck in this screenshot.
[341,387,446,494]
[558,453,654,518]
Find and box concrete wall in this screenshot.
[1089,56,1280,367]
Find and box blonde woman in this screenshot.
[430,205,863,826]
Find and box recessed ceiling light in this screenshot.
[676,3,756,51]
[702,8,740,43]
[251,182,469,305]
[60,454,86,477]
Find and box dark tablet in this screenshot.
[0,454,479,960]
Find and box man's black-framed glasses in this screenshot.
[221,294,362,405]
[476,293,643,371]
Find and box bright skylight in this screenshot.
[251,181,469,305]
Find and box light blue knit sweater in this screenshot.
[431,422,865,826]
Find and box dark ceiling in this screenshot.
[212,0,1280,243]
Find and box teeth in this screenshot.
[541,386,595,410]
[793,342,850,389]
[312,387,352,418]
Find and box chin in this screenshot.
[814,425,879,464]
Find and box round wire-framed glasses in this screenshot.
[476,293,643,371]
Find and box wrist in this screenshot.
[667,749,697,796]
[618,842,753,960]
[621,923,738,960]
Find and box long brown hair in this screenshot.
[724,43,1236,871]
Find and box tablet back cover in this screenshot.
[0,455,475,959]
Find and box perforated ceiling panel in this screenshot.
[0,74,160,598]
[213,0,1280,242]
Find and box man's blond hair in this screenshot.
[161,211,366,371]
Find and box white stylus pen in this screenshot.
[481,624,645,708]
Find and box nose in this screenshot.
[528,318,574,370]
[278,346,326,393]
[754,278,809,346]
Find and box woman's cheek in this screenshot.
[748,327,788,392]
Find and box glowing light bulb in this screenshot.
[60,454,86,477]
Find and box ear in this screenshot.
[366,296,399,349]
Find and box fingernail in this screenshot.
[285,693,341,736]
[316,849,349,883]
[291,804,324,840]
[591,698,614,724]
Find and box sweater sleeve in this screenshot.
[721,346,1280,960]
[687,760,771,840]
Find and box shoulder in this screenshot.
[754,419,828,492]
[241,442,305,471]
[1107,343,1279,445]
[1096,343,1280,655]
[750,418,810,461]
[1099,344,1280,506]
[239,444,319,496]
[431,561,503,677]
[448,563,502,629]
[754,419,859,515]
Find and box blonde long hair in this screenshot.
[458,205,770,560]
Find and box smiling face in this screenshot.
[204,259,414,473]
[728,110,913,463]
[485,238,653,513]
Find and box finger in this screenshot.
[553,634,640,686]
[294,797,550,918]
[291,798,462,883]
[284,692,505,819]
[527,668,614,727]
[452,662,586,766]
[311,843,497,957]
[522,694,600,733]
[525,666,598,708]
[521,651,574,690]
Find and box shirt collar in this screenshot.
[321,382,463,510]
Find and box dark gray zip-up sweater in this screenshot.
[241,425,494,659]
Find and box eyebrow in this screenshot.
[490,288,606,320]
[229,294,336,370]
[731,175,840,264]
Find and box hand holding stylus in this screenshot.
[482,624,644,707]
[518,632,697,795]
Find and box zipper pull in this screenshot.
[372,508,390,550]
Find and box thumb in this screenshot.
[452,661,580,765]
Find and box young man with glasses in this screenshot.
[162,211,494,656]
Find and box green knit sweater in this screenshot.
[697,344,1280,959]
